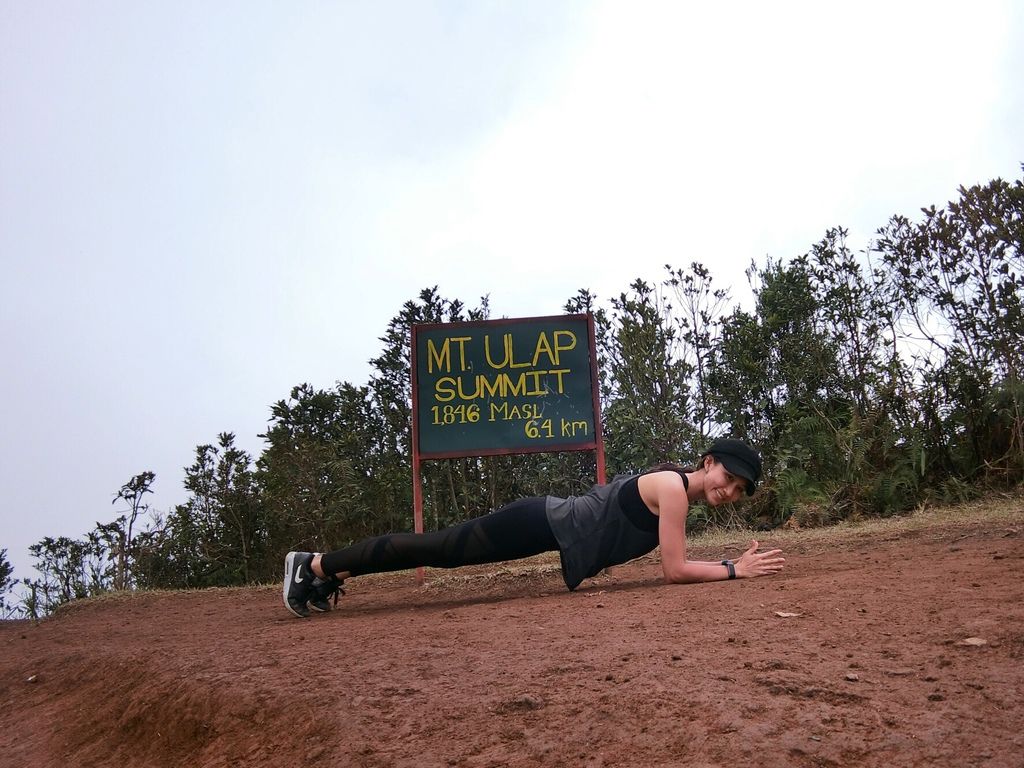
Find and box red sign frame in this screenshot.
[409,313,606,573]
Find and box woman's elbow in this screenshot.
[661,566,695,584]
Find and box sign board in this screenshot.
[411,314,602,458]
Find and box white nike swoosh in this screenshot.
[294,564,305,583]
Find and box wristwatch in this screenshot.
[721,559,736,579]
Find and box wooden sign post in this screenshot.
[410,313,605,578]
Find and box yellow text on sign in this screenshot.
[525,418,590,440]
[434,369,570,403]
[426,330,577,374]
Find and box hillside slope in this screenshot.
[3,505,1022,768]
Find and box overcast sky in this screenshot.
[2,1,1022,587]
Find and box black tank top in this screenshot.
[617,469,689,532]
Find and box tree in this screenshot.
[24,534,108,617]
[0,549,15,618]
[807,228,888,412]
[103,471,156,591]
[603,278,692,474]
[19,472,157,616]
[367,288,495,530]
[711,257,839,453]
[157,433,265,586]
[802,228,921,517]
[260,384,363,554]
[665,262,730,445]
[877,171,1024,482]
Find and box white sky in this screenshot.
[2,1,1022,587]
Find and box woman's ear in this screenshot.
[702,454,715,471]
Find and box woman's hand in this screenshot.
[734,539,785,578]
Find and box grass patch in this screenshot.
[689,491,1023,554]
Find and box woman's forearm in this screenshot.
[662,560,732,584]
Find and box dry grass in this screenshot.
[40,583,256,619]
[419,556,564,592]
[689,491,1024,555]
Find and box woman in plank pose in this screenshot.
[283,437,784,617]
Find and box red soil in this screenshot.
[2,512,1022,768]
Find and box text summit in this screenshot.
[427,330,580,403]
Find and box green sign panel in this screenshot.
[412,314,599,458]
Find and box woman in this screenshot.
[283,437,785,617]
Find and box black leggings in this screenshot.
[319,497,559,578]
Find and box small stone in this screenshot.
[26,674,38,684]
[498,694,545,712]
[888,668,914,677]
[845,673,860,682]
[517,695,544,710]
[957,637,987,647]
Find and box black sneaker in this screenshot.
[283,551,316,618]
[308,575,345,613]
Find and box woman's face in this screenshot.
[702,457,747,506]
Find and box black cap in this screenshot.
[703,438,762,495]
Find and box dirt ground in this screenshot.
[2,502,1023,768]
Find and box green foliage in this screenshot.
[135,434,265,588]
[258,383,393,555]
[603,278,693,474]
[24,535,109,617]
[22,473,162,616]
[101,471,155,591]
[0,549,15,618]
[877,171,1024,481]
[773,467,827,527]
[665,262,730,445]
